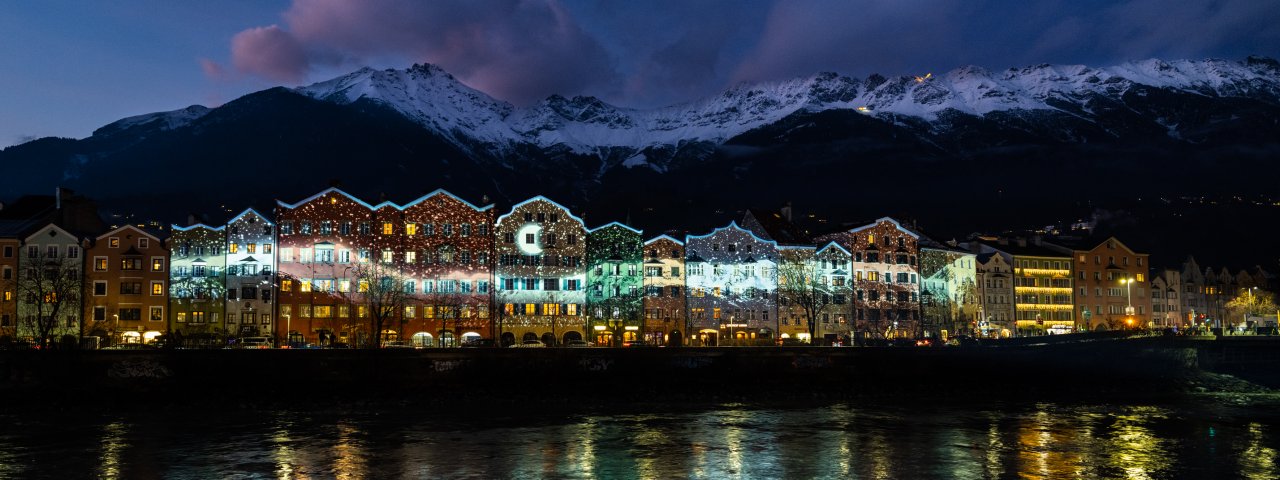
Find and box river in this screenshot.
[2,394,1278,479]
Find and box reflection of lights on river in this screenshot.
[723,408,746,476]
[272,419,297,479]
[331,421,367,479]
[985,420,1005,478]
[1240,422,1277,480]
[571,418,597,478]
[1106,408,1170,480]
[97,421,127,480]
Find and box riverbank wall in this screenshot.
[0,337,1274,408]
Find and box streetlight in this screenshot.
[1246,287,1257,334]
[112,314,119,345]
[1121,278,1135,317]
[283,313,291,348]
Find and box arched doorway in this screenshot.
[440,331,456,347]
[461,332,482,345]
[501,332,516,347]
[667,330,683,347]
[522,332,539,343]
[412,332,434,347]
[563,331,583,344]
[540,332,557,347]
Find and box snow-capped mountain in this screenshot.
[3,56,1278,242]
[290,56,1280,164]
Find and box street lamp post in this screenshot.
[283,313,291,348]
[112,314,119,345]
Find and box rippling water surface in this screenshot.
[3,394,1279,479]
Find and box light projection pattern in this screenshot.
[276,187,494,347]
[586,222,644,346]
[225,209,277,338]
[813,217,921,340]
[168,223,228,340]
[642,235,686,345]
[494,196,587,346]
[919,247,978,339]
[684,221,779,346]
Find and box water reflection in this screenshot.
[1,397,1279,478]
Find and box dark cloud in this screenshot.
[230,0,617,105]
[226,0,1280,107]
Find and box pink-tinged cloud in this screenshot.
[199,58,227,80]
[227,0,617,105]
[230,25,308,84]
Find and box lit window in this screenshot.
[405,223,417,236]
[229,243,238,254]
[382,222,394,235]
[109,238,120,248]
[281,279,292,292]
[151,282,164,296]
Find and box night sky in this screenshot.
[2,0,1277,146]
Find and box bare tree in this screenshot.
[16,249,82,348]
[350,261,410,348]
[777,257,832,343]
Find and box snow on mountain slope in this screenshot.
[291,57,1278,158]
[94,105,211,137]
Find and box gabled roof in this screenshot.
[644,234,684,246]
[588,221,642,234]
[96,224,161,242]
[23,223,78,242]
[226,208,275,226]
[171,223,226,232]
[685,221,779,247]
[401,188,494,212]
[495,195,586,226]
[844,217,920,239]
[816,241,851,256]
[276,187,377,210]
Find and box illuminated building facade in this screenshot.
[918,242,978,339]
[224,209,276,338]
[814,218,921,341]
[15,224,84,342]
[494,196,587,347]
[1068,237,1151,331]
[167,223,227,342]
[978,238,1074,335]
[642,235,685,346]
[973,251,1015,337]
[276,188,384,347]
[84,225,167,345]
[684,222,778,346]
[777,245,816,343]
[399,189,495,347]
[0,234,18,337]
[586,222,643,346]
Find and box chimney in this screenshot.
[481,194,491,205]
[55,187,61,210]
[187,213,198,226]
[781,202,793,222]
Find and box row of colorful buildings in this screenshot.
[0,188,1274,348]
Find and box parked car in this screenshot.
[462,339,496,348]
[510,339,545,348]
[565,339,590,348]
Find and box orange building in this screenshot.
[84,226,168,345]
[1068,237,1152,330]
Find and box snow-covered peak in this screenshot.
[296,63,514,146]
[94,105,210,137]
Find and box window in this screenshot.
[280,222,293,235]
[359,222,371,235]
[93,306,106,321]
[120,282,142,295]
[93,281,107,296]
[94,257,108,271]
[109,237,120,248]
[151,282,164,296]
[300,222,312,235]
[382,222,394,235]
[405,223,417,236]
[121,258,142,270]
[151,257,164,272]
[229,243,239,254]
